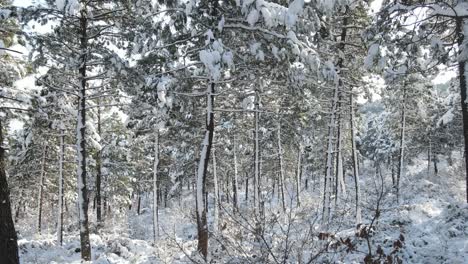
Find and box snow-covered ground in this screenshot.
[17,157,467,263]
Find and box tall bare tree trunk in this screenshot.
[153,131,159,242]
[57,130,64,245]
[323,5,349,222]
[213,146,219,233]
[232,134,239,211]
[296,145,302,207]
[196,82,215,260]
[456,18,468,203]
[277,121,286,211]
[37,146,47,234]
[350,93,361,223]
[323,82,339,222]
[0,119,20,264]
[254,90,260,216]
[96,98,102,225]
[77,2,91,259]
[428,137,432,175]
[396,85,407,203]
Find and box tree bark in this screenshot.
[57,131,64,245]
[232,134,239,211]
[37,146,47,234]
[350,93,361,224]
[0,119,19,264]
[396,85,407,203]
[96,98,102,224]
[196,82,215,260]
[77,2,91,260]
[153,131,159,242]
[456,18,468,203]
[277,121,286,211]
[254,90,260,216]
[323,82,339,222]
[213,146,219,233]
[296,145,302,207]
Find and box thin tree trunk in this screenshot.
[277,121,286,211]
[77,2,91,259]
[213,146,219,233]
[57,131,65,245]
[296,145,302,207]
[153,131,159,242]
[137,192,141,215]
[334,93,342,205]
[428,138,432,174]
[96,98,102,224]
[196,82,215,260]
[350,93,361,223]
[323,5,349,221]
[323,82,339,222]
[396,85,407,203]
[254,90,260,216]
[245,171,249,202]
[37,146,48,234]
[232,134,239,211]
[456,18,468,203]
[0,119,20,264]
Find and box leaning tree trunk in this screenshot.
[396,85,407,203]
[0,119,19,264]
[37,146,47,234]
[350,93,361,224]
[153,131,159,242]
[77,2,91,260]
[196,82,215,260]
[57,130,64,245]
[456,18,468,203]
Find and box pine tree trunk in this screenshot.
[37,146,47,234]
[254,90,260,216]
[396,85,407,203]
[137,193,141,215]
[213,146,219,233]
[277,121,286,211]
[350,93,361,223]
[196,82,215,260]
[0,119,20,264]
[232,134,239,211]
[296,146,302,207]
[428,138,432,174]
[456,18,468,203]
[245,171,249,202]
[57,131,64,245]
[96,98,102,224]
[323,6,349,221]
[77,3,91,259]
[153,132,160,242]
[323,82,339,222]
[334,94,342,205]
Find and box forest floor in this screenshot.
[16,159,468,263]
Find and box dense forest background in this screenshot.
[0,0,467,263]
